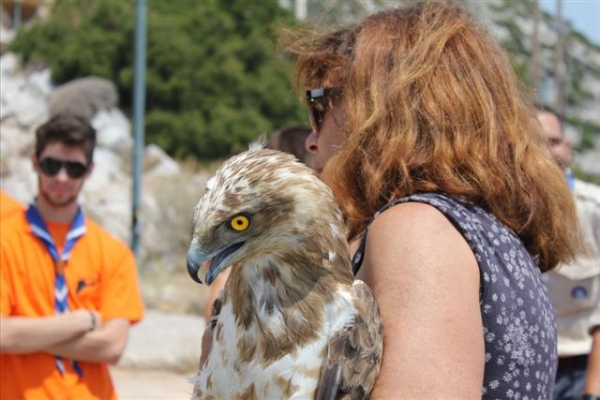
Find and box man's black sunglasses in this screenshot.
[306,87,337,134]
[38,157,89,179]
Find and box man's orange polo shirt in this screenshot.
[0,191,24,221]
[1,210,145,400]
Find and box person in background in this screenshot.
[537,105,600,400]
[0,190,25,220]
[202,125,312,321]
[268,125,313,165]
[0,114,145,400]
[287,2,582,397]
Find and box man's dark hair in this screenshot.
[35,114,96,163]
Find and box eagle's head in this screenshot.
[187,149,349,285]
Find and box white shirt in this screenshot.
[543,178,600,357]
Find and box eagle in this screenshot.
[186,148,383,399]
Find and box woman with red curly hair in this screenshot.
[288,2,583,398]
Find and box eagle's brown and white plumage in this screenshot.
[187,149,383,399]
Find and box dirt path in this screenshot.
[110,309,204,399]
[111,366,194,400]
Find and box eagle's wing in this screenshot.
[317,280,384,400]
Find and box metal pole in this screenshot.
[13,0,21,31]
[131,0,147,261]
[554,0,564,113]
[531,0,541,96]
[294,0,307,20]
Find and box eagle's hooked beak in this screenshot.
[187,251,204,284]
[187,241,246,285]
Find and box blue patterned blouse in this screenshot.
[352,192,557,399]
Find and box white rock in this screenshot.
[0,52,19,75]
[81,179,132,242]
[0,119,35,157]
[143,144,181,178]
[0,73,25,120]
[87,147,124,183]
[27,69,54,98]
[13,88,49,128]
[1,158,37,204]
[91,108,133,151]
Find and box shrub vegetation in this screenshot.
[11,0,307,160]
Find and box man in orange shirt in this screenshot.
[0,114,145,399]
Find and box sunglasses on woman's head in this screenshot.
[306,87,337,134]
[38,157,89,179]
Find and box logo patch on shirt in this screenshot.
[76,279,98,293]
[571,286,588,300]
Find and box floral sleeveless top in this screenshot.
[352,193,557,399]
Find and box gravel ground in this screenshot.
[111,367,194,400]
[111,309,205,400]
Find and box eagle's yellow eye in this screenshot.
[229,214,250,232]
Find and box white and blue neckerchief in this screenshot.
[26,202,86,377]
[565,168,575,191]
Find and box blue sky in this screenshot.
[540,0,600,44]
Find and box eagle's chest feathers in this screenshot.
[197,284,356,399]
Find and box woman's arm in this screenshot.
[198,267,230,367]
[203,267,230,321]
[356,202,484,399]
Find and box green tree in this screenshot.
[11,0,307,160]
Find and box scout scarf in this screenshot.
[26,201,86,377]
